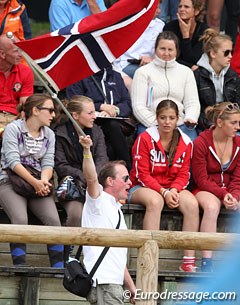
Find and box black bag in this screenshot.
[63,258,92,297]
[6,165,52,198]
[63,210,121,298]
[56,176,86,202]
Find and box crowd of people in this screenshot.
[0,0,240,303]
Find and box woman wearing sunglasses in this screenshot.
[0,93,64,267]
[194,28,240,131]
[192,102,240,272]
[129,99,199,272]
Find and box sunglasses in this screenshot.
[218,103,240,118]
[37,107,55,114]
[223,49,233,57]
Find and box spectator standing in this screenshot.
[49,0,107,31]
[0,94,64,268]
[206,0,240,45]
[194,29,240,131]
[159,0,179,23]
[0,0,31,41]
[129,100,199,272]
[132,31,200,140]
[79,135,135,304]
[54,95,108,261]
[164,0,207,69]
[113,4,164,79]
[192,102,240,272]
[0,34,34,129]
[67,65,133,170]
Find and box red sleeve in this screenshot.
[170,143,192,191]
[20,66,34,97]
[227,152,240,201]
[131,135,162,193]
[192,137,228,200]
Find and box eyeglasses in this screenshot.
[37,107,55,114]
[122,175,130,183]
[218,103,240,118]
[223,49,233,57]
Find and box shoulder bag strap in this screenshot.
[89,209,121,278]
[90,75,110,104]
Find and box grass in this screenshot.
[30,20,50,38]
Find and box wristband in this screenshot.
[83,154,92,159]
[163,190,170,198]
[115,106,120,116]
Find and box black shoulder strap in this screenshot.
[90,75,110,104]
[75,209,121,278]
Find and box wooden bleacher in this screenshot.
[0,203,238,305]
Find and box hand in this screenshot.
[184,119,197,129]
[33,179,51,197]
[191,65,199,71]
[223,193,238,210]
[100,104,117,117]
[98,110,110,117]
[79,135,93,150]
[177,13,193,38]
[165,190,180,209]
[140,56,153,66]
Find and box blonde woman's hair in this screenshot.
[205,102,240,125]
[200,28,232,58]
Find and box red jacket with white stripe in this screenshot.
[192,128,240,201]
[130,126,192,193]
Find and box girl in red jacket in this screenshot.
[129,99,199,272]
[192,102,240,272]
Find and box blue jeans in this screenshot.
[158,0,179,22]
[122,63,139,78]
[179,124,198,141]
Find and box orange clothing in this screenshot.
[0,0,31,41]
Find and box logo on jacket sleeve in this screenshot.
[134,154,142,160]
[13,82,22,92]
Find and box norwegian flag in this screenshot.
[16,0,158,91]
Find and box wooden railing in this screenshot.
[0,224,239,305]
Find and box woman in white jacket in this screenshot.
[132,31,200,140]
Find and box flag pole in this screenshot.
[6,32,86,137]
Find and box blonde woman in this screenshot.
[192,102,240,271]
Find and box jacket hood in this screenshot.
[197,53,229,76]
[146,125,192,146]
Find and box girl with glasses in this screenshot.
[0,93,64,268]
[129,99,199,272]
[194,28,240,131]
[192,102,240,272]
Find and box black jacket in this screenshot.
[194,67,240,130]
[163,20,208,68]
[54,123,108,184]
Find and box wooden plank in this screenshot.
[19,277,40,305]
[0,301,18,305]
[0,278,19,298]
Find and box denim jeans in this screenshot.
[158,0,179,22]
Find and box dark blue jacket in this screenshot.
[66,66,132,118]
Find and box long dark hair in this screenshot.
[156,100,180,167]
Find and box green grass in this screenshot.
[30,21,50,38]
